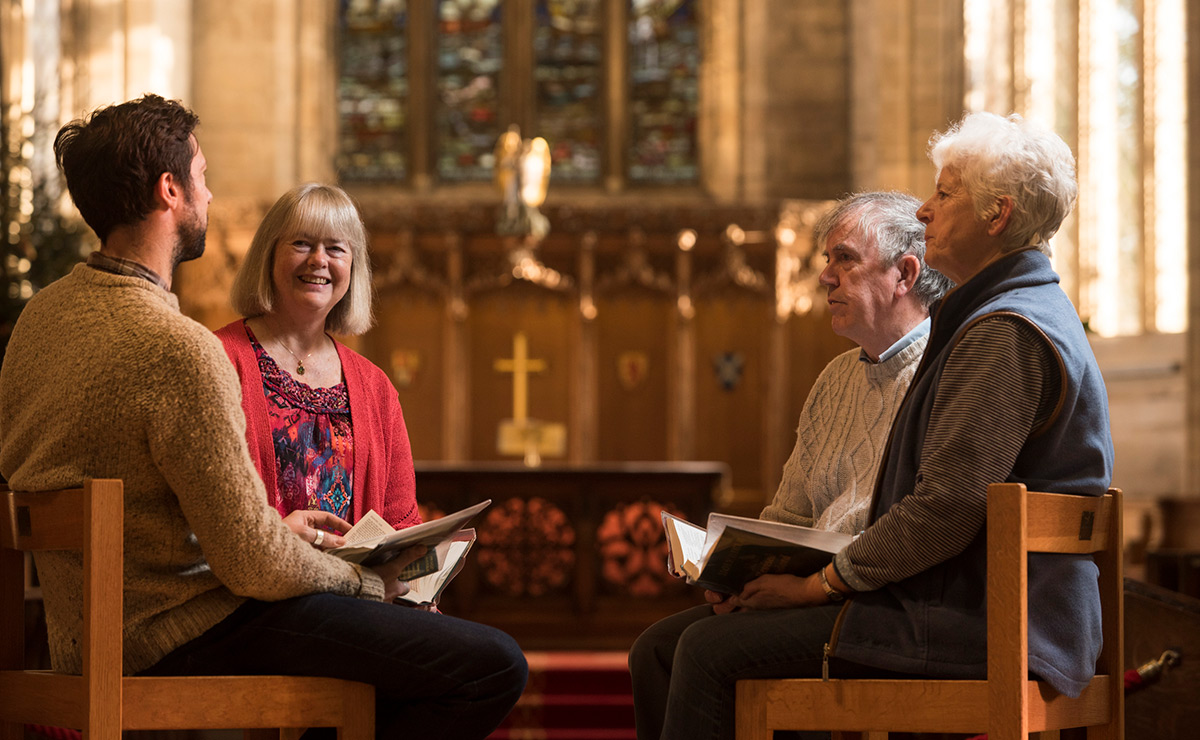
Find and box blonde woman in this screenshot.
[217,183,419,548]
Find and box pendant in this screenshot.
[297,362,306,376]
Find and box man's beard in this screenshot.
[172,208,207,267]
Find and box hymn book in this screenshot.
[330,499,490,580]
[661,511,852,594]
[398,529,476,607]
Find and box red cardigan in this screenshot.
[216,321,421,530]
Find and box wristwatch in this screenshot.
[818,566,845,603]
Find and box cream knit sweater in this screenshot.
[0,265,385,675]
[760,334,928,535]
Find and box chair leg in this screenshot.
[1085,723,1121,740]
[341,710,372,740]
[734,682,770,740]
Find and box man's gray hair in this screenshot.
[928,111,1078,256]
[812,191,953,308]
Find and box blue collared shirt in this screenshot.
[861,317,931,364]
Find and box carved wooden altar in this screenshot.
[415,460,729,649]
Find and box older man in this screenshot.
[0,94,526,740]
[628,191,952,740]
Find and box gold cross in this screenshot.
[493,332,546,425]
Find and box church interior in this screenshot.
[3,0,1200,737]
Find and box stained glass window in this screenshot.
[436,0,504,182]
[534,0,604,184]
[628,0,699,185]
[336,0,708,189]
[338,0,409,181]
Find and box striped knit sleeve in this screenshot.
[836,315,1060,591]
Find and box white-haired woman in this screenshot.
[217,183,420,549]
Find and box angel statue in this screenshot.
[494,125,551,240]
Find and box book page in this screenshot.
[675,519,707,564]
[342,509,394,546]
[329,499,490,566]
[661,512,706,574]
[706,512,852,551]
[399,531,475,606]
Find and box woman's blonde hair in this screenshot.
[230,183,374,335]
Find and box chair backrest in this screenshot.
[1,479,124,722]
[986,482,1122,736]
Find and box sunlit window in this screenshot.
[964,0,1186,336]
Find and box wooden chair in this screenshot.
[735,482,1123,740]
[0,479,374,740]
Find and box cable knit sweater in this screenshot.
[760,334,928,535]
[0,265,386,675]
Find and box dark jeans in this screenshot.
[629,604,917,740]
[139,593,528,740]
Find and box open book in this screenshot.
[661,511,852,594]
[330,499,490,579]
[400,529,476,607]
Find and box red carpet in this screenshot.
[490,651,636,740]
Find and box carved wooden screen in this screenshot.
[596,289,674,461]
[366,231,448,461]
[468,281,575,461]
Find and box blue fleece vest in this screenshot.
[831,249,1114,697]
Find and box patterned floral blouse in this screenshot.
[245,323,354,520]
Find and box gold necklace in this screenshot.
[276,340,315,376]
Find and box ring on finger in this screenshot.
[313,529,325,547]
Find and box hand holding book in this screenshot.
[661,511,852,595]
[329,501,490,605]
[330,499,490,575]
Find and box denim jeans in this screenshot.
[629,603,911,740]
[139,593,528,740]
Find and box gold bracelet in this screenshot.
[818,566,845,602]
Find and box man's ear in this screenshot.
[155,171,182,211]
[894,254,921,297]
[986,196,1014,237]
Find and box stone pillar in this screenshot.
[743,0,851,200]
[191,0,334,199]
[56,0,192,121]
[701,0,741,201]
[1186,0,1200,494]
[849,0,965,194]
[180,0,336,326]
